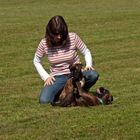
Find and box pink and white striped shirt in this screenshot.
[33,32,93,81]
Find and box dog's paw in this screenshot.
[80,81,84,87]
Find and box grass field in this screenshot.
[0,0,140,139]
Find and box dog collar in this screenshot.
[97,97,105,105]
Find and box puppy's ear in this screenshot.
[96,87,105,94]
[99,87,110,94]
[75,63,83,70]
[69,64,75,70]
[99,87,105,92]
[69,63,83,70]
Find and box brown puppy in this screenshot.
[76,83,113,106]
[52,64,84,106]
[59,63,84,101]
[51,64,113,107]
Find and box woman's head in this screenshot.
[45,15,68,47]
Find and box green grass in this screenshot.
[0,0,140,139]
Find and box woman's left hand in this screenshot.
[84,66,95,71]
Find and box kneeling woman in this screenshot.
[33,15,99,104]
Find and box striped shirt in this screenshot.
[34,32,93,81]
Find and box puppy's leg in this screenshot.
[59,78,74,100]
[76,81,85,94]
[76,82,100,106]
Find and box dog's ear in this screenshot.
[69,63,83,71]
[99,87,105,93]
[98,87,110,94]
[69,64,75,71]
[75,63,83,70]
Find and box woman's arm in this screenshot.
[33,54,50,81]
[74,33,94,68]
[82,47,92,67]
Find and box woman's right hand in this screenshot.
[44,76,55,86]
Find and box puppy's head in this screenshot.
[69,63,83,82]
[95,87,113,104]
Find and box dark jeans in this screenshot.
[39,70,99,104]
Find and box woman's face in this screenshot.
[54,34,61,43]
[46,16,68,47]
[52,34,63,46]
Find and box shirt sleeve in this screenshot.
[35,39,45,58]
[74,33,93,67]
[33,54,50,81]
[33,39,50,81]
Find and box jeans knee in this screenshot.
[39,92,52,104]
[88,70,99,82]
[83,70,99,90]
[39,96,48,104]
[93,70,99,81]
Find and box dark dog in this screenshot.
[93,87,113,105]
[76,82,113,106]
[58,63,84,101]
[52,64,85,106]
[51,64,113,107]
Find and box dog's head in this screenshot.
[69,63,83,82]
[95,87,113,105]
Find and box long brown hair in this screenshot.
[45,15,68,47]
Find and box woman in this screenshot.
[33,15,99,104]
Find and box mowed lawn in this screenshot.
[0,0,140,140]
